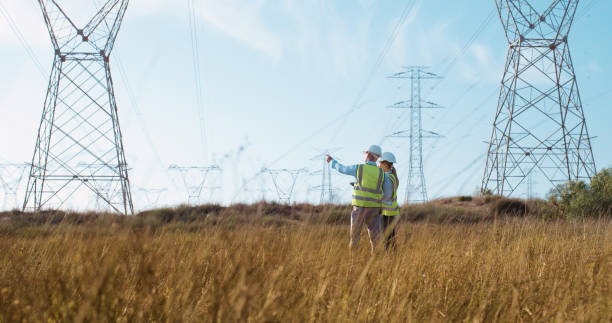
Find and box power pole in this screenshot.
[388,66,443,203]
[23,0,133,214]
[483,0,596,196]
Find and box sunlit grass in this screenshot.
[1,216,609,321]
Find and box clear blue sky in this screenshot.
[0,0,610,211]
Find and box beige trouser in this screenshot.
[350,206,382,251]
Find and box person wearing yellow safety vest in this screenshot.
[378,151,399,251]
[326,144,393,252]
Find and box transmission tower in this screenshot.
[263,168,307,204]
[244,168,273,202]
[308,149,340,204]
[169,165,221,205]
[388,66,443,203]
[0,163,28,210]
[482,0,596,197]
[308,160,335,204]
[137,187,167,209]
[23,0,133,214]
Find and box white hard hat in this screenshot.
[364,144,382,157]
[379,151,397,164]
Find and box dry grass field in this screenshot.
[0,206,610,321]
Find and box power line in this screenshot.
[575,0,601,21]
[188,0,208,162]
[381,6,496,148]
[423,7,496,98]
[327,0,418,144]
[429,152,486,198]
[98,0,179,196]
[248,0,419,166]
[0,2,47,78]
[231,1,419,202]
[442,8,495,78]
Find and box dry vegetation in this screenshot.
[0,201,610,321]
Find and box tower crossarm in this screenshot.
[38,0,79,51]
[83,0,129,54]
[38,0,129,55]
[496,0,578,43]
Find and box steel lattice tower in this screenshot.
[308,149,339,204]
[23,0,133,214]
[309,156,334,204]
[169,165,221,205]
[482,0,596,197]
[263,168,307,204]
[389,66,442,203]
[0,163,28,210]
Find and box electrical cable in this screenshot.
[327,0,418,145]
[188,0,209,163]
[0,2,47,78]
[231,1,419,202]
[575,0,600,21]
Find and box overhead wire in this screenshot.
[416,7,496,133]
[96,0,181,197]
[421,8,496,100]
[429,152,486,198]
[188,0,209,163]
[382,6,498,200]
[112,54,178,184]
[423,88,497,162]
[440,8,495,83]
[0,1,47,78]
[381,6,496,146]
[239,2,497,203]
[230,0,419,202]
[574,0,600,21]
[327,0,418,145]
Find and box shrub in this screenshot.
[490,198,528,217]
[548,168,612,218]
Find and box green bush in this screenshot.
[548,168,611,217]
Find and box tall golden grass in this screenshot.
[1,217,610,321]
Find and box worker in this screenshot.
[326,144,392,252]
[378,151,399,251]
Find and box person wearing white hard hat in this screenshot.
[378,151,399,251]
[326,144,392,252]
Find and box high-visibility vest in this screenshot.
[382,173,399,216]
[352,164,384,207]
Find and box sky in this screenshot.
[0,0,610,212]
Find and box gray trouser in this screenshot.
[350,206,382,251]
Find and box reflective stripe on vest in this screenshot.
[352,164,384,207]
[382,173,399,216]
